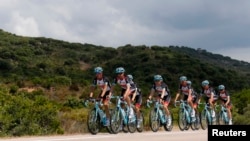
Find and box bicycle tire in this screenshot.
[87,109,101,135]
[110,109,123,134]
[106,109,113,134]
[149,108,160,132]
[127,107,137,133]
[191,111,200,130]
[200,110,208,130]
[178,109,188,131]
[164,111,173,131]
[136,110,144,132]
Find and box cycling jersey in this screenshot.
[92,76,111,92]
[218,90,231,104]
[200,87,218,103]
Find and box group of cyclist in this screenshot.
[89,66,143,128]
[89,66,233,130]
[174,76,233,125]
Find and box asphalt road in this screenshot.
[0,129,208,141]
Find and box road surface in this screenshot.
[0,129,208,141]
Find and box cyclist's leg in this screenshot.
[162,95,171,126]
[103,91,111,120]
[227,102,233,125]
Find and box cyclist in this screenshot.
[89,67,112,126]
[111,67,134,118]
[199,80,218,119]
[187,80,200,117]
[127,74,143,128]
[174,76,195,117]
[147,74,172,127]
[217,84,233,125]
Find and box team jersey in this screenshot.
[179,84,191,96]
[91,76,111,92]
[112,76,131,90]
[218,90,230,101]
[151,82,170,96]
[200,87,218,100]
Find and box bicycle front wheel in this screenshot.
[178,109,188,131]
[110,109,123,134]
[149,108,160,132]
[127,110,137,133]
[164,111,173,132]
[217,111,228,125]
[200,110,208,130]
[136,110,144,133]
[87,109,101,135]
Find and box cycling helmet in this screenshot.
[94,67,103,74]
[187,80,192,85]
[154,75,163,81]
[127,74,133,80]
[201,80,209,86]
[179,76,187,82]
[115,67,125,73]
[218,85,225,90]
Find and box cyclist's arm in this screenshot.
[161,88,166,99]
[131,89,137,102]
[174,91,180,102]
[100,83,108,98]
[148,89,155,100]
[89,85,96,98]
[209,92,215,106]
[124,83,131,97]
[225,95,230,106]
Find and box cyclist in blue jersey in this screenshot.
[199,80,218,119]
[89,67,112,126]
[147,75,172,127]
[111,67,134,118]
[174,76,195,117]
[217,84,233,125]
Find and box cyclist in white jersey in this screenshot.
[89,67,112,126]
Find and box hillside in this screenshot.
[0,29,250,96]
[1,29,250,136]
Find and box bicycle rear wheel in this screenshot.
[149,108,160,132]
[87,109,101,135]
[178,109,188,131]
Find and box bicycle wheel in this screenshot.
[106,109,113,134]
[164,111,173,131]
[127,108,137,133]
[87,108,101,135]
[149,108,160,132]
[191,111,200,130]
[110,109,123,134]
[217,111,228,125]
[178,109,188,131]
[200,110,208,130]
[136,110,144,133]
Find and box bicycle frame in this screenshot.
[84,98,112,134]
[218,105,229,124]
[110,95,136,134]
[176,100,193,123]
[147,99,166,124]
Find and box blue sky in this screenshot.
[1,0,250,62]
